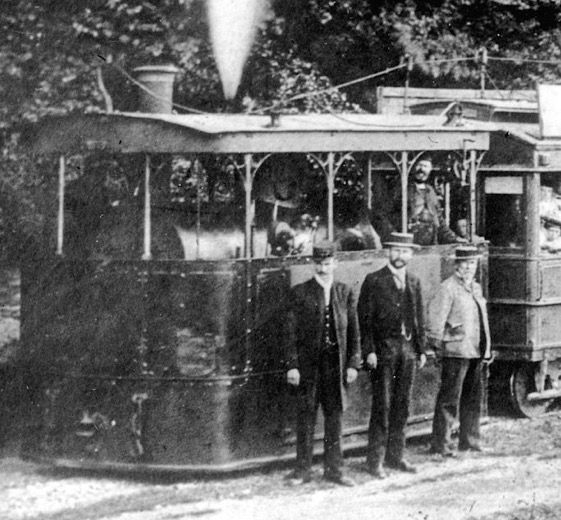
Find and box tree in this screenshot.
[277,0,561,99]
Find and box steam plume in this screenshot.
[207,0,265,100]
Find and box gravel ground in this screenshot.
[2,411,561,520]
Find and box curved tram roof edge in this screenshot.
[26,112,490,155]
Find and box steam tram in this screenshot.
[21,108,492,472]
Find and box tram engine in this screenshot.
[15,67,498,471]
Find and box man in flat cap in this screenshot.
[285,241,361,486]
[358,232,427,479]
[427,246,493,457]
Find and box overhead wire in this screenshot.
[250,56,479,115]
[104,53,556,119]
[488,56,561,66]
[484,70,507,99]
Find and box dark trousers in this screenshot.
[367,337,416,468]
[431,357,483,452]
[296,351,343,477]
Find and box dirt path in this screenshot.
[2,412,561,520]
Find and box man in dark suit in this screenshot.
[407,156,465,245]
[358,232,427,479]
[285,241,361,486]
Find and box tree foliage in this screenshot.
[278,0,561,97]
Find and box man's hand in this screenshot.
[366,352,378,370]
[346,368,358,384]
[483,352,495,365]
[287,368,300,386]
[418,353,427,369]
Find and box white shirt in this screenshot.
[387,263,410,339]
[314,274,333,306]
[387,263,406,291]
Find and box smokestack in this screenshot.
[133,65,178,114]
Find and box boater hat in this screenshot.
[383,232,420,249]
[313,241,335,259]
[543,215,561,230]
[453,246,482,260]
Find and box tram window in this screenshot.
[538,175,561,254]
[333,158,383,251]
[254,153,388,256]
[484,176,524,248]
[64,154,147,260]
[253,155,328,258]
[161,156,245,260]
[370,153,468,246]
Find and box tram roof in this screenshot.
[480,122,561,149]
[27,112,490,155]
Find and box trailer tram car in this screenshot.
[21,109,490,472]
[481,115,561,418]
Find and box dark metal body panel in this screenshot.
[21,245,486,470]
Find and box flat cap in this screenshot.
[313,240,335,259]
[453,246,481,260]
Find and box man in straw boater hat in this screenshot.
[427,246,493,457]
[285,241,361,486]
[358,232,427,479]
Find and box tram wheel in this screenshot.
[509,363,553,418]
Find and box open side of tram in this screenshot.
[20,111,489,472]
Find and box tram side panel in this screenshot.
[19,260,146,462]
[137,261,248,466]
[240,248,461,456]
[22,246,487,468]
[488,252,561,360]
[21,259,255,467]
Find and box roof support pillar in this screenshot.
[327,152,335,242]
[142,154,152,260]
[244,154,254,259]
[400,151,409,233]
[57,155,65,256]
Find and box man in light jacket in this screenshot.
[427,246,493,457]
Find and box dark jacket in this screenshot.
[358,265,427,358]
[407,183,459,245]
[285,278,361,409]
